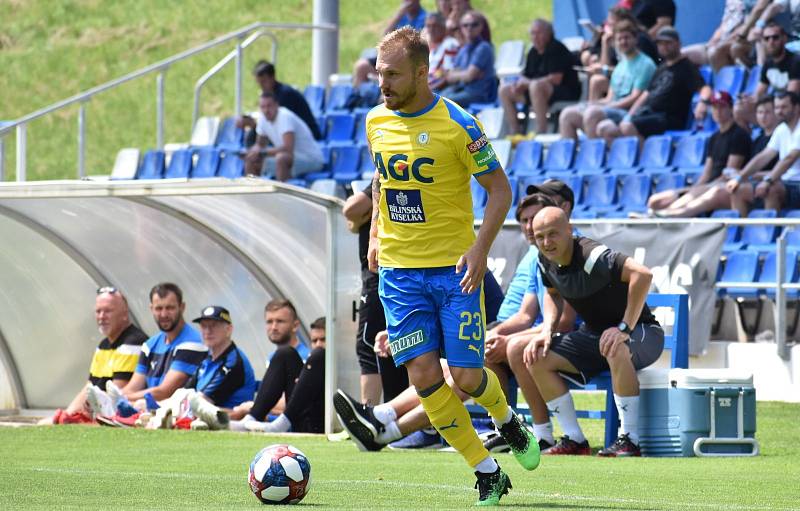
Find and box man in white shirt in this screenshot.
[727,91,800,214]
[244,92,325,181]
[424,11,460,91]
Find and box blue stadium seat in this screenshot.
[737,209,778,251]
[564,174,584,206]
[572,139,606,174]
[571,209,597,219]
[325,113,356,145]
[652,172,686,193]
[605,136,639,172]
[164,149,192,179]
[742,65,762,97]
[542,139,576,172]
[137,150,166,179]
[711,209,741,252]
[639,135,673,171]
[330,145,361,183]
[759,250,799,298]
[713,66,746,96]
[699,65,713,86]
[356,82,381,107]
[471,178,488,219]
[507,140,543,176]
[671,134,708,168]
[618,174,652,212]
[784,210,800,248]
[218,151,244,178]
[304,146,332,181]
[506,176,520,219]
[354,112,368,145]
[304,85,325,115]
[718,249,760,297]
[216,116,244,150]
[358,145,374,176]
[315,115,327,139]
[192,147,220,178]
[310,178,346,199]
[582,174,618,212]
[326,84,354,112]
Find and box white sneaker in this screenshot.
[244,419,270,432]
[86,385,115,417]
[105,380,124,405]
[188,392,229,430]
[146,407,173,430]
[190,418,209,430]
[135,412,152,428]
[229,415,256,432]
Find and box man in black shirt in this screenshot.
[631,0,676,39]
[603,26,704,142]
[524,207,664,457]
[735,22,800,128]
[647,91,752,217]
[752,95,780,168]
[498,19,581,136]
[238,60,322,140]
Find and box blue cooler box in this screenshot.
[639,368,759,457]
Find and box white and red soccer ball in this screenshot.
[248,444,312,505]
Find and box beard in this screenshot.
[158,316,181,333]
[384,85,417,111]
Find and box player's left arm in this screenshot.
[599,257,653,358]
[457,168,511,294]
[367,139,381,273]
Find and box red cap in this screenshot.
[710,90,733,107]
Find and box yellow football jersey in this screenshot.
[366,95,502,268]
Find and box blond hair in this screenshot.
[377,26,430,69]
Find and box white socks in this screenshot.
[614,394,640,445]
[376,420,402,444]
[372,403,397,425]
[533,422,555,444]
[491,406,514,430]
[547,392,585,443]
[474,456,499,474]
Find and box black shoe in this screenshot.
[544,435,591,455]
[538,438,555,452]
[597,433,641,457]
[474,465,512,506]
[482,432,510,453]
[333,389,385,452]
[497,413,540,470]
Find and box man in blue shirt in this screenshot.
[439,10,496,107]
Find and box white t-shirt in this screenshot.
[256,106,324,164]
[429,36,460,76]
[766,120,800,179]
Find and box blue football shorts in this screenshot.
[378,266,486,368]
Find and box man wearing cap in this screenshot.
[728,90,800,214]
[482,181,579,453]
[187,306,257,429]
[40,287,148,425]
[598,26,705,143]
[525,206,664,457]
[645,90,752,217]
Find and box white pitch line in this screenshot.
[16,468,797,511]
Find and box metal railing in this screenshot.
[0,21,336,181]
[191,29,279,131]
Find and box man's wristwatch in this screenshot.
[617,321,632,336]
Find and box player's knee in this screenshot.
[449,366,483,394]
[604,343,632,365]
[505,337,527,367]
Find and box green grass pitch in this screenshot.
[1,400,797,510]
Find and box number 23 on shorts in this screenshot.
[458,311,483,341]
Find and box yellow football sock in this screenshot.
[418,380,489,467]
[469,368,511,423]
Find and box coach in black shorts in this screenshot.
[524,207,663,457]
[343,183,409,405]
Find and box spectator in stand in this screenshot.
[446,0,490,44]
[498,19,581,136]
[343,183,409,405]
[630,0,676,39]
[560,20,656,141]
[683,0,755,70]
[438,10,496,107]
[730,0,778,67]
[752,95,782,165]
[735,21,800,128]
[353,0,427,87]
[244,92,325,181]
[39,287,147,425]
[238,60,320,140]
[425,12,461,91]
[728,90,800,215]
[580,7,659,73]
[645,91,752,217]
[597,26,704,143]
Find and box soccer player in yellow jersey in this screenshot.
[333,27,540,506]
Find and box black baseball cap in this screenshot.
[192,305,232,324]
[525,179,575,208]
